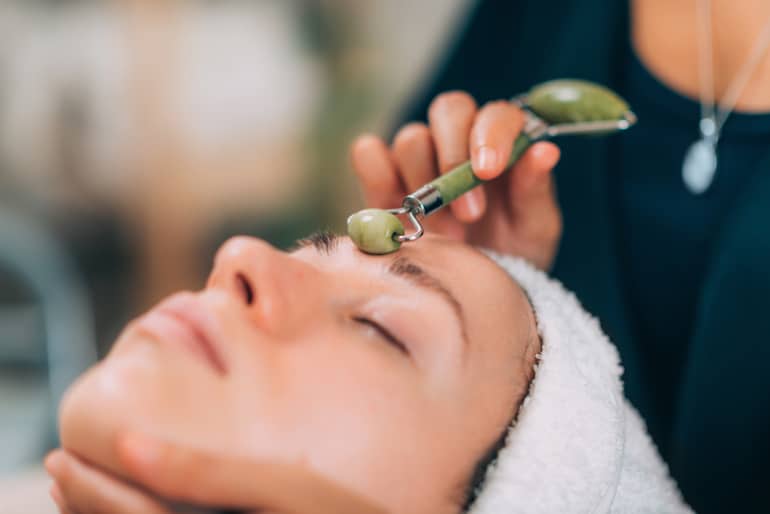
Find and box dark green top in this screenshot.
[615,44,770,461]
[399,1,770,512]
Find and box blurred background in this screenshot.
[0,0,470,510]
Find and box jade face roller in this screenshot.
[347,79,637,255]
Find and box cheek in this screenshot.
[234,334,461,513]
[58,334,250,476]
[58,321,469,513]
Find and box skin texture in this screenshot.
[57,234,539,514]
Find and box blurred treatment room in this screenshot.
[1,1,769,514]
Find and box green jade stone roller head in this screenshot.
[347,79,637,254]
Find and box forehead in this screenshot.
[293,234,530,357]
[294,233,512,292]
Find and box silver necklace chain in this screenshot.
[682,0,770,194]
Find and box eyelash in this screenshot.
[353,316,409,355]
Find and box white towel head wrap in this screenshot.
[469,251,692,514]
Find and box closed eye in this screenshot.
[353,317,409,355]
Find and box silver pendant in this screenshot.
[682,138,717,195]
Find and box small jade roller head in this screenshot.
[347,209,405,255]
[526,79,631,124]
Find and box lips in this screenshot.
[136,293,227,375]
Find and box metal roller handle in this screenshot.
[403,133,533,217]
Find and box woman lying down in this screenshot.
[46,233,693,514]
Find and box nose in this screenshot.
[207,236,324,335]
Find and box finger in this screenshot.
[428,91,486,222]
[46,453,74,514]
[350,134,405,209]
[46,450,171,514]
[507,141,563,266]
[508,141,561,209]
[53,498,78,514]
[470,100,525,180]
[392,123,466,240]
[53,495,79,514]
[391,122,437,193]
[117,432,387,514]
[49,482,77,514]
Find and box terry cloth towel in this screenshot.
[470,252,693,514]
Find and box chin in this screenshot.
[57,329,168,476]
[58,364,128,476]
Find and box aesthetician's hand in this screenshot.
[45,434,388,514]
[46,448,177,514]
[351,92,562,270]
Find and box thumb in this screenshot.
[116,432,388,514]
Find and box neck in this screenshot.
[632,0,770,112]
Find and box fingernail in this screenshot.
[44,452,62,477]
[475,146,499,175]
[119,432,161,466]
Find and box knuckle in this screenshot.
[429,90,477,118]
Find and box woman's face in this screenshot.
[60,234,537,514]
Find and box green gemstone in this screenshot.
[347,209,405,255]
[527,79,630,124]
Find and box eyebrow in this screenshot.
[294,231,469,348]
[387,256,469,348]
[294,230,340,255]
